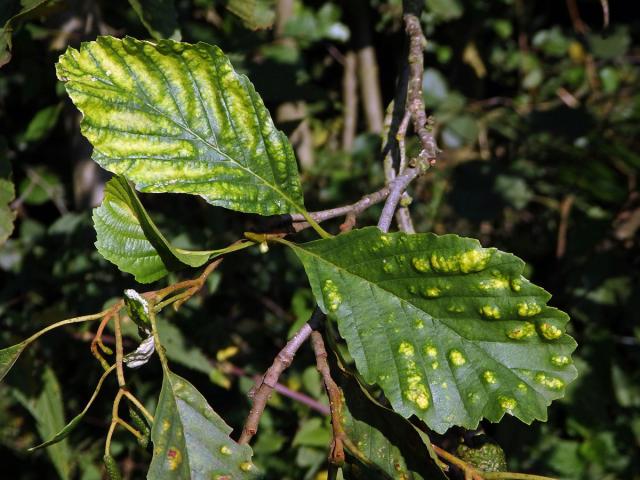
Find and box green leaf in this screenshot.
[149,369,259,478]
[127,0,181,41]
[226,0,275,30]
[20,103,63,144]
[57,36,306,217]
[94,176,212,283]
[157,318,213,375]
[292,417,331,448]
[286,227,578,433]
[34,367,73,479]
[1,0,55,68]
[425,0,463,22]
[29,366,114,451]
[0,342,26,382]
[0,155,16,246]
[333,349,447,480]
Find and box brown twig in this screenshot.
[404,14,439,165]
[238,310,322,444]
[566,0,588,34]
[289,186,390,231]
[378,167,421,232]
[310,331,346,466]
[90,301,124,371]
[432,444,558,480]
[113,313,126,387]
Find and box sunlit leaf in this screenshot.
[57,36,306,217]
[94,176,212,283]
[149,369,259,478]
[287,227,578,433]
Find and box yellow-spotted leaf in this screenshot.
[149,369,259,479]
[94,176,213,283]
[285,227,578,433]
[57,36,305,217]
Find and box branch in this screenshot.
[404,14,439,165]
[377,167,421,232]
[310,331,346,466]
[431,444,558,480]
[238,309,323,444]
[289,186,390,231]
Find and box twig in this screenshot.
[310,331,346,466]
[432,444,558,480]
[238,309,322,444]
[393,109,416,233]
[404,14,439,165]
[600,0,609,28]
[289,186,390,231]
[377,167,420,232]
[122,390,154,423]
[113,313,126,387]
[566,0,588,33]
[225,363,330,415]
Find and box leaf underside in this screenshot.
[290,227,578,433]
[334,354,447,480]
[149,370,259,479]
[94,176,211,283]
[56,36,305,217]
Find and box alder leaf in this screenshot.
[0,155,16,246]
[94,176,212,283]
[1,0,55,68]
[128,0,181,41]
[286,227,578,433]
[31,368,73,479]
[226,0,276,30]
[332,348,447,479]
[0,342,26,382]
[148,369,259,479]
[29,366,114,451]
[57,36,306,217]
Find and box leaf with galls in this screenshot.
[286,227,578,433]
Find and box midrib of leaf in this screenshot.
[288,240,562,422]
[81,41,304,216]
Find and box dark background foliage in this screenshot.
[1,1,639,478]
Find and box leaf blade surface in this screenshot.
[57,36,305,216]
[288,227,578,433]
[149,370,259,479]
